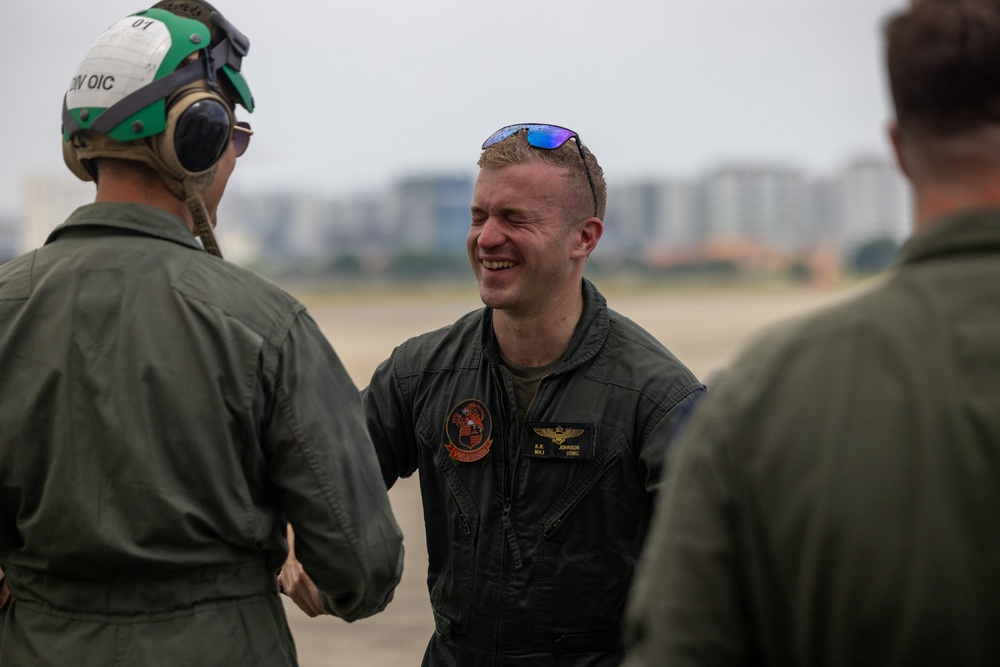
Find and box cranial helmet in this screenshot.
[62,0,254,257]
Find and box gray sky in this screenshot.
[1,0,907,217]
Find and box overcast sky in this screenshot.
[1,0,908,218]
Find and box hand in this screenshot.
[279,525,327,617]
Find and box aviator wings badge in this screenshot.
[526,422,595,460]
[533,425,585,444]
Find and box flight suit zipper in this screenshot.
[492,365,524,570]
[492,363,551,661]
[491,364,508,667]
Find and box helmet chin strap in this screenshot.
[185,191,223,258]
[155,158,223,258]
[139,148,225,259]
[129,138,223,258]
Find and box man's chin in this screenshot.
[477,284,511,310]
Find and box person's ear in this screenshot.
[572,217,603,259]
[889,121,912,179]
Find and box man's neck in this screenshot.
[898,128,1000,233]
[913,173,1000,233]
[94,164,194,232]
[492,287,584,368]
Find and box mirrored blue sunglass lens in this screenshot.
[525,125,575,149]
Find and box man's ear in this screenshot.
[889,121,912,179]
[572,216,603,259]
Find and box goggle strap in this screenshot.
[210,10,250,59]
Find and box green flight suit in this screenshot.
[0,204,403,666]
[624,210,1000,666]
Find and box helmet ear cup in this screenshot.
[63,133,98,182]
[158,89,234,175]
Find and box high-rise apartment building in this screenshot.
[835,156,910,253]
[700,165,809,251]
[387,175,474,253]
[604,180,699,253]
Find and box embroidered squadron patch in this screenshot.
[445,399,494,462]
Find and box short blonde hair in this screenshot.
[477,129,607,222]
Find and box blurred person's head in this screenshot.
[61,0,254,256]
[885,0,1000,226]
[886,0,1000,139]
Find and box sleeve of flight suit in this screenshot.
[637,385,706,494]
[362,347,420,490]
[623,378,752,666]
[264,310,404,622]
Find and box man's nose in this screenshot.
[477,216,506,248]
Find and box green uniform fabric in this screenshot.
[365,279,705,666]
[623,210,1000,666]
[0,203,403,666]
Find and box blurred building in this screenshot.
[220,191,362,262]
[834,155,911,253]
[221,174,473,264]
[19,175,92,255]
[700,165,810,251]
[604,179,699,254]
[387,175,474,254]
[7,157,910,272]
[804,177,841,247]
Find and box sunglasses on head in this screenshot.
[233,121,253,157]
[481,123,598,218]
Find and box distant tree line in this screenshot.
[245,236,901,286]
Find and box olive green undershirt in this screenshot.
[501,356,559,422]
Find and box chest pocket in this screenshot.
[533,432,631,555]
[525,432,639,635]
